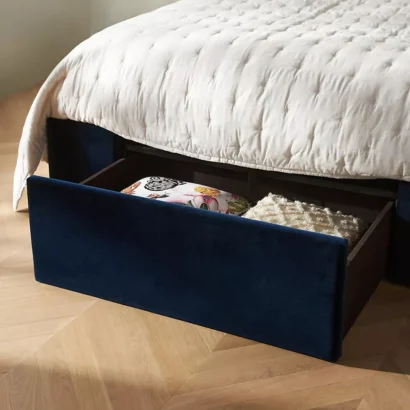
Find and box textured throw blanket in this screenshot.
[244,193,366,248]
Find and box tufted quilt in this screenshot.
[13,0,410,210]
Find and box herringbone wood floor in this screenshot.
[1,88,410,410]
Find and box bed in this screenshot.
[14,0,410,207]
[16,0,410,360]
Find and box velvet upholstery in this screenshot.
[47,118,123,183]
[28,175,348,361]
[389,183,410,286]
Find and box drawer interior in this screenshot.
[81,150,390,231]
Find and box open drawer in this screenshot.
[27,153,393,361]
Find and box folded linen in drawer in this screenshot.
[244,194,366,247]
[121,177,251,216]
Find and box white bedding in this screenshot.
[14,0,410,210]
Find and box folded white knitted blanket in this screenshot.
[244,194,366,246]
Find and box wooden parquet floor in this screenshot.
[1,88,410,409]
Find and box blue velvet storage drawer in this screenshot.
[27,158,393,362]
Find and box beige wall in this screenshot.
[0,0,89,99]
[90,0,176,33]
[0,0,176,99]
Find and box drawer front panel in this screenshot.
[28,175,348,361]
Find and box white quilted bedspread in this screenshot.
[13,0,410,210]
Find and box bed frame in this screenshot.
[46,118,410,288]
[24,117,410,361]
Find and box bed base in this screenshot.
[24,117,408,361]
[46,118,409,288]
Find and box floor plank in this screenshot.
[0,376,14,410]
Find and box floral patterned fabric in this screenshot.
[121,177,251,216]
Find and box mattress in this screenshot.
[13,0,410,210]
